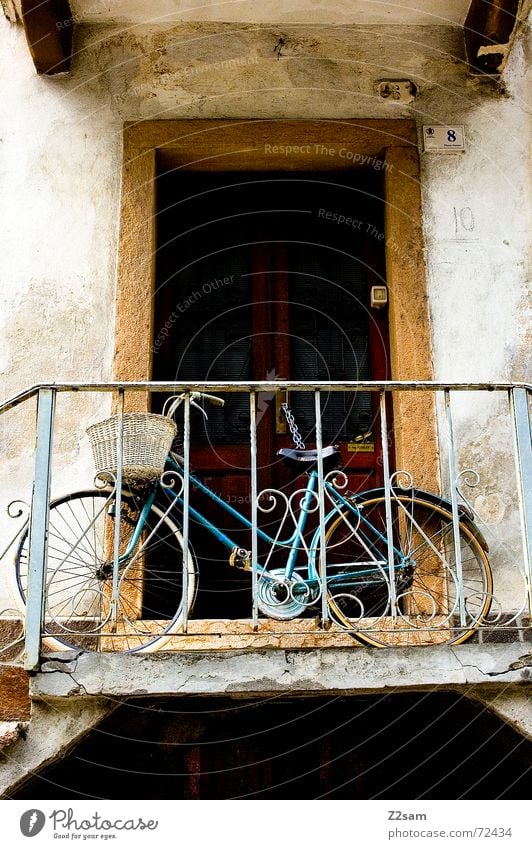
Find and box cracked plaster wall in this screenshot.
[0,697,115,797]
[0,17,530,615]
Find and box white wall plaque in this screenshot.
[423,125,465,152]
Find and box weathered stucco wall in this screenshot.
[0,16,529,614]
[0,17,122,615]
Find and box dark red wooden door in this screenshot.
[154,171,390,616]
[155,177,388,482]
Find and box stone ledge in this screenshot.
[31,615,532,653]
[31,644,532,700]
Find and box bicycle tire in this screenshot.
[12,488,197,653]
[321,494,493,647]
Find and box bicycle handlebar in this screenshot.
[195,392,225,407]
[163,391,225,419]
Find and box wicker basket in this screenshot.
[86,413,177,483]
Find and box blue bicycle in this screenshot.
[13,392,493,651]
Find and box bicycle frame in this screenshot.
[116,454,407,592]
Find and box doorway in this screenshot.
[116,121,437,493]
[153,172,390,483]
[12,693,532,800]
[153,171,390,616]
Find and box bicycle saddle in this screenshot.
[278,445,341,470]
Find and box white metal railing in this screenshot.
[0,381,530,670]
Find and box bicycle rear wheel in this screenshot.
[13,488,196,653]
[322,494,492,647]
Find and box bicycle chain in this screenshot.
[280,402,306,450]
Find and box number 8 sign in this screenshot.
[423,125,465,152]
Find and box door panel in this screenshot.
[154,171,390,616]
[285,243,375,452]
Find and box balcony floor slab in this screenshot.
[31,643,532,701]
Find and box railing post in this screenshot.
[380,390,397,622]
[110,390,124,626]
[510,388,532,615]
[182,392,191,633]
[24,388,56,671]
[444,390,466,627]
[250,391,259,629]
[315,390,329,627]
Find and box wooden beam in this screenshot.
[125,118,418,172]
[21,0,73,75]
[384,145,439,493]
[464,0,526,75]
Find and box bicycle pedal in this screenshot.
[229,546,251,571]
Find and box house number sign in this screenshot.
[422,125,465,152]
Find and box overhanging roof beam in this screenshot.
[21,0,73,75]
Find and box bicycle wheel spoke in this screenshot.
[47,578,97,619]
[15,489,194,653]
[46,573,98,602]
[44,539,93,569]
[54,503,100,562]
[79,495,106,556]
[45,568,99,593]
[322,494,492,646]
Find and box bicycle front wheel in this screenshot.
[13,489,196,653]
[321,494,493,647]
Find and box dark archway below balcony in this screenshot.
[11,692,531,800]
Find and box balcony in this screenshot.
[0,380,531,706]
